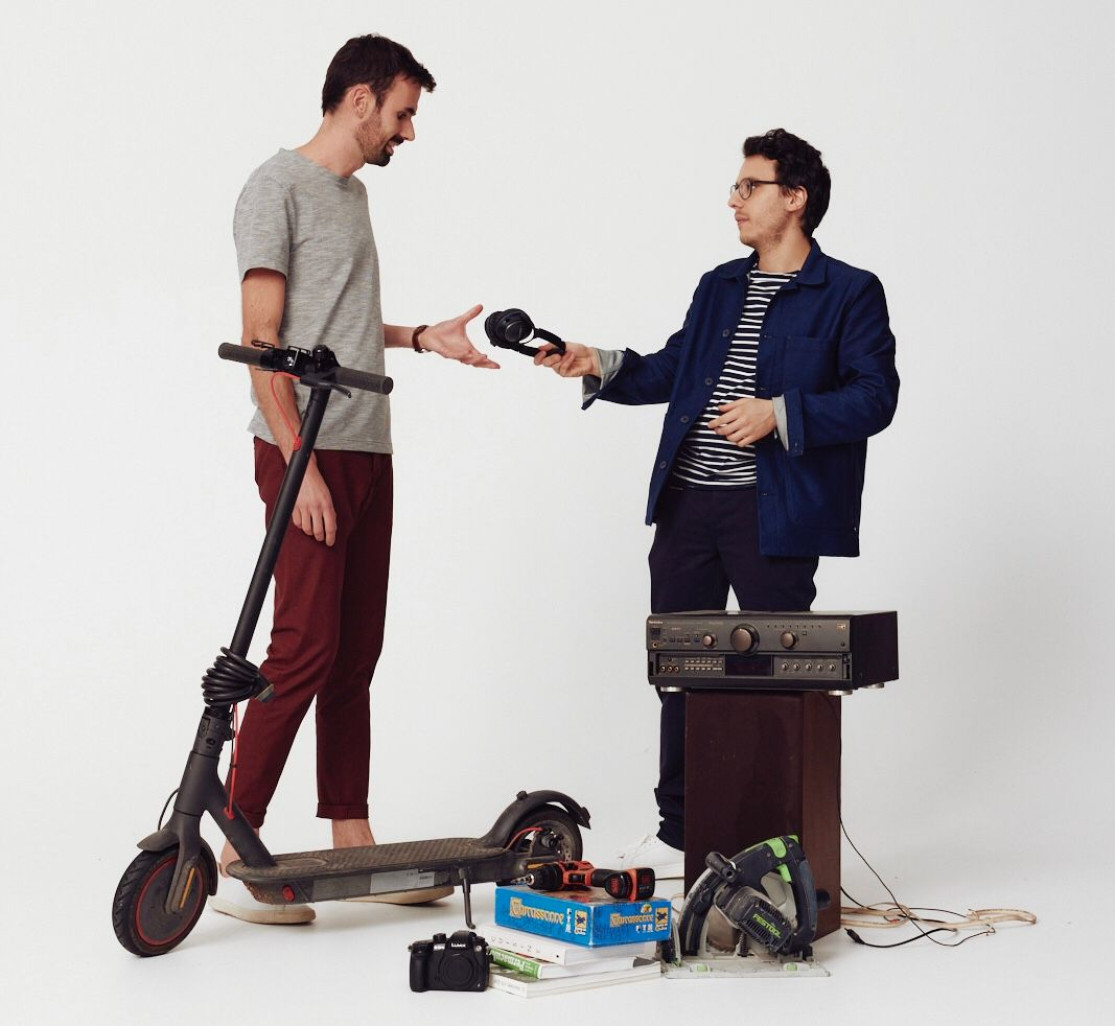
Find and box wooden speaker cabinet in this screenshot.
[683,690,842,939]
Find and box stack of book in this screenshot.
[482,885,671,997]
[484,922,661,997]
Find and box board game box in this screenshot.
[493,885,671,946]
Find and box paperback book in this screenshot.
[488,958,661,998]
[490,946,640,979]
[479,922,657,965]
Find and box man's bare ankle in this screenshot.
[220,827,260,876]
[332,818,375,849]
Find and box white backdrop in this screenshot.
[2,1,1112,1022]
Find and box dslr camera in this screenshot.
[409,930,490,992]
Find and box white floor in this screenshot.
[4,3,1113,1023]
[10,815,1105,1026]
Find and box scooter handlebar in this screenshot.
[218,342,265,366]
[217,343,393,395]
[333,365,394,395]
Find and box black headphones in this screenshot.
[483,308,567,358]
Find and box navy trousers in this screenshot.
[648,486,818,850]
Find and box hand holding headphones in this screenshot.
[483,308,567,358]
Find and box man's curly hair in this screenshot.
[743,129,831,237]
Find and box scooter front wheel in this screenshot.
[112,848,210,957]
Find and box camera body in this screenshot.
[409,930,490,993]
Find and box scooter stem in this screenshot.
[229,384,332,658]
[156,383,335,912]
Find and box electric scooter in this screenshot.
[112,342,590,957]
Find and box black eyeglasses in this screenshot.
[730,178,781,200]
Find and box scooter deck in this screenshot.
[229,837,507,880]
[227,837,523,905]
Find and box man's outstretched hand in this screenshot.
[420,304,500,369]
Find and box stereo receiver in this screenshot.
[647,610,898,694]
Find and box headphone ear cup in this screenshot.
[495,308,534,344]
[484,309,512,345]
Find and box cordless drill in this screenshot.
[523,860,656,901]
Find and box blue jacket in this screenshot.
[587,241,898,556]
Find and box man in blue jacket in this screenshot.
[535,129,898,878]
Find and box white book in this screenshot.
[479,922,657,965]
[488,959,662,998]
[491,947,638,979]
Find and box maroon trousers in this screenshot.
[231,439,393,828]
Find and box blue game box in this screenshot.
[493,885,672,947]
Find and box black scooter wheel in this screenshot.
[112,848,210,957]
[506,806,583,862]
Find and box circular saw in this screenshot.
[677,836,820,960]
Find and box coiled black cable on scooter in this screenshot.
[201,648,274,707]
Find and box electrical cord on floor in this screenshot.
[821,695,1036,949]
[845,926,955,948]
[838,811,1037,947]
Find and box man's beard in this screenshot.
[366,134,403,167]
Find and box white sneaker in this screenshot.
[614,833,685,879]
[209,877,315,925]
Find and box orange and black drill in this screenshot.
[522,860,656,901]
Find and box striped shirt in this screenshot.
[671,269,796,488]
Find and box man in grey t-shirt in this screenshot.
[211,34,498,926]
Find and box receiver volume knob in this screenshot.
[730,625,759,654]
[780,631,798,649]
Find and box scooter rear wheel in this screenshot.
[506,805,583,862]
[112,848,210,957]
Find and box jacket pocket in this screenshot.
[785,444,854,529]
[783,335,838,392]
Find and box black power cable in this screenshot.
[821,696,994,950]
[200,648,272,706]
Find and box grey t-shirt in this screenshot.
[233,148,391,453]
